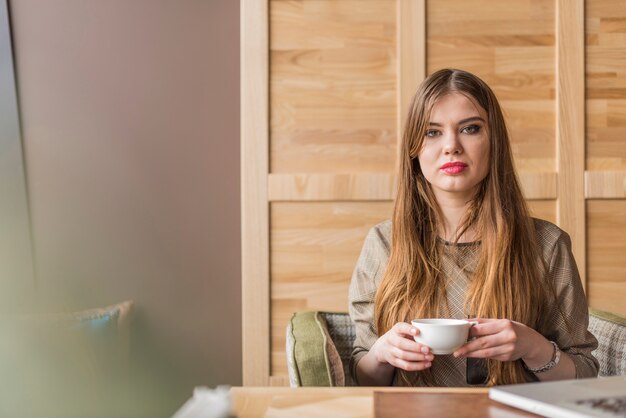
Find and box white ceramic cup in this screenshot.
[411,319,478,355]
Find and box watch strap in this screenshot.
[524,340,561,374]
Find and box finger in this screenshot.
[392,322,420,337]
[391,358,433,372]
[468,318,495,324]
[469,319,514,338]
[460,344,516,360]
[453,334,510,357]
[390,346,435,362]
[389,333,432,354]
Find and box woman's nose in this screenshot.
[442,133,462,155]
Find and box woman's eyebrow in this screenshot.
[428,116,486,126]
[459,116,485,124]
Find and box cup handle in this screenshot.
[467,321,479,342]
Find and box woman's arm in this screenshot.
[453,318,578,381]
[520,327,577,381]
[348,223,433,386]
[356,323,433,386]
[453,225,599,381]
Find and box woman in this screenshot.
[349,69,599,387]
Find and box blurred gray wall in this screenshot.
[0,0,35,311]
[9,0,241,414]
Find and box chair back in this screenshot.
[588,308,626,376]
[286,311,356,387]
[319,312,357,386]
[287,308,626,386]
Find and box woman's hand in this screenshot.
[452,318,553,366]
[370,322,434,372]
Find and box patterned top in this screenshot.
[348,218,599,386]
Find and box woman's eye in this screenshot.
[425,129,440,138]
[461,125,481,134]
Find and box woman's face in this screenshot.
[417,92,491,203]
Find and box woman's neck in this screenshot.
[435,193,476,243]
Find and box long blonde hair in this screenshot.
[375,69,549,386]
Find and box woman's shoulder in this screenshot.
[531,217,572,252]
[364,219,392,251]
[370,219,392,236]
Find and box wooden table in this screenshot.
[230,387,539,417]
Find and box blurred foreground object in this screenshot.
[0,301,133,417]
[172,386,231,418]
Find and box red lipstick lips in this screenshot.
[440,161,468,175]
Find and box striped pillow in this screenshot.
[286,311,345,387]
[588,308,626,377]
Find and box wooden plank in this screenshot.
[397,0,425,161]
[585,171,626,198]
[556,0,586,288]
[587,200,626,316]
[518,172,557,200]
[495,46,554,74]
[270,0,397,174]
[268,173,395,201]
[269,201,392,376]
[268,172,557,201]
[269,375,290,387]
[585,2,626,171]
[527,200,557,224]
[230,387,489,417]
[426,0,557,180]
[241,0,270,386]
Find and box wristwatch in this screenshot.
[524,341,561,374]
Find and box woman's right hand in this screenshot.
[370,322,434,371]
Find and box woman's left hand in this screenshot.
[452,318,550,363]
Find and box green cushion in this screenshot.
[287,311,344,387]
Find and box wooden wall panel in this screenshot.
[268,0,399,381]
[270,0,397,174]
[528,200,557,225]
[267,171,556,201]
[427,0,556,173]
[585,0,626,316]
[587,200,626,315]
[243,0,626,385]
[586,0,626,170]
[270,201,393,375]
[241,0,270,386]
[557,0,586,286]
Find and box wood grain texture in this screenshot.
[586,0,626,170]
[268,172,557,201]
[397,0,425,162]
[587,200,626,315]
[517,172,557,200]
[244,0,626,388]
[375,392,537,418]
[270,0,397,174]
[585,1,626,311]
[241,0,270,386]
[231,386,489,417]
[528,200,557,224]
[557,0,586,288]
[270,201,392,376]
[426,0,556,173]
[268,172,396,201]
[585,171,626,198]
